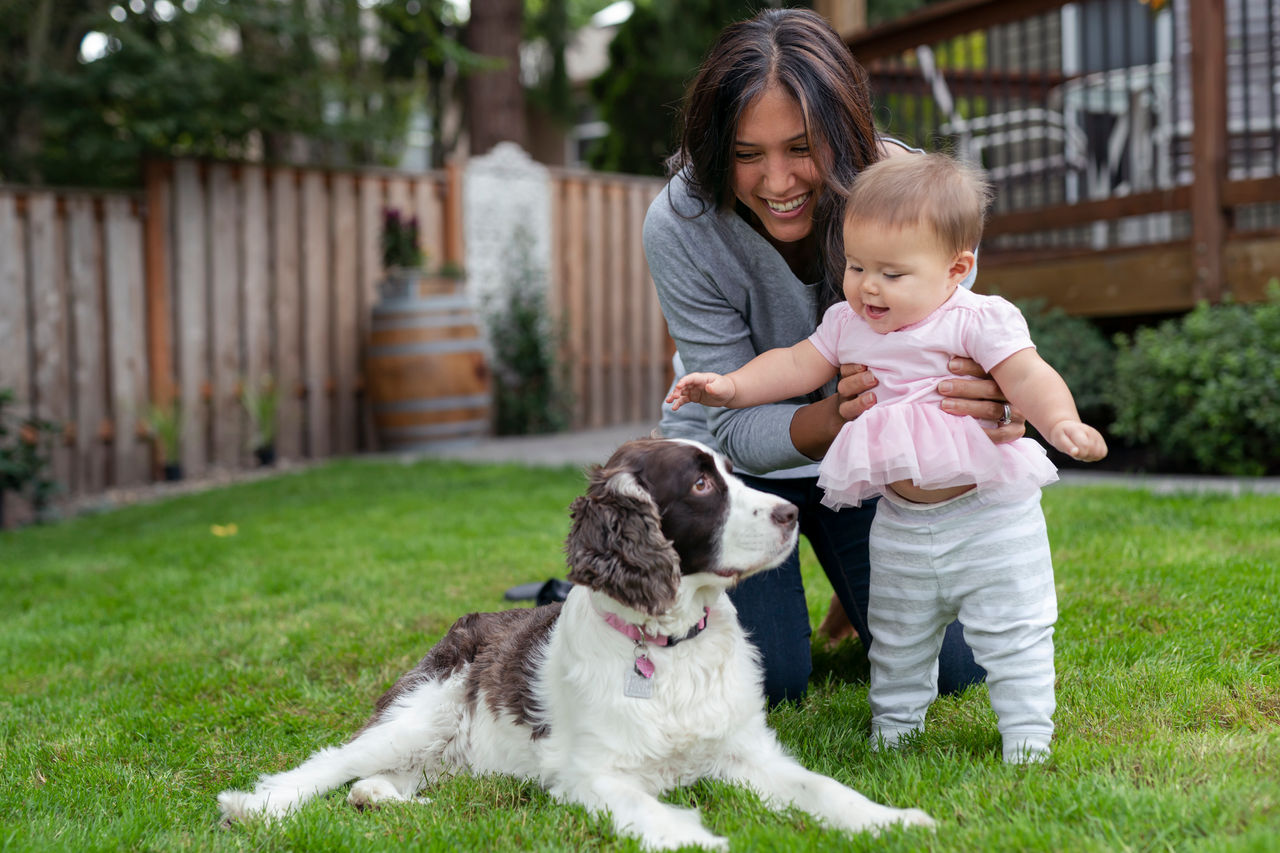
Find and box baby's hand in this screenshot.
[1048,421,1108,462]
[666,372,737,411]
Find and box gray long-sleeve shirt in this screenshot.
[644,170,827,478]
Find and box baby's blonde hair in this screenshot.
[843,152,992,258]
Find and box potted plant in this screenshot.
[240,374,279,466]
[145,400,183,481]
[0,388,59,528]
[380,207,426,299]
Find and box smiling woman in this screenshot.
[729,88,821,250]
[644,7,1024,708]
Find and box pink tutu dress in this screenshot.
[807,288,1058,509]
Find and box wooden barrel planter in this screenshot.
[365,275,492,449]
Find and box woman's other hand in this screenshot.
[791,363,877,460]
[937,356,1027,443]
[836,362,877,422]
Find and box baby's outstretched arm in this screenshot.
[990,349,1107,462]
[666,341,837,412]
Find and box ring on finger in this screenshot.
[997,403,1013,426]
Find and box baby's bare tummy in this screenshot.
[887,480,976,504]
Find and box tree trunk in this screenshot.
[464,0,527,156]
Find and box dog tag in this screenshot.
[624,666,653,699]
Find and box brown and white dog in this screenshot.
[218,438,934,849]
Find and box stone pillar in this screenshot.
[462,142,553,315]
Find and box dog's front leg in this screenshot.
[720,734,935,838]
[551,774,727,851]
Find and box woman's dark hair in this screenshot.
[668,7,881,308]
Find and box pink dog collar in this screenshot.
[600,606,710,647]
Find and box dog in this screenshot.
[218,438,934,849]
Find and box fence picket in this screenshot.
[357,174,382,449]
[241,165,271,452]
[67,196,107,494]
[103,196,150,486]
[561,177,588,429]
[209,163,244,468]
[627,183,649,422]
[606,182,626,427]
[270,168,303,461]
[0,195,29,406]
[331,172,359,454]
[173,161,208,476]
[585,180,606,429]
[26,193,71,490]
[300,170,331,458]
[413,176,444,268]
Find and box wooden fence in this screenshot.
[0,160,670,522]
[550,170,670,431]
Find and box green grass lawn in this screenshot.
[2,458,1278,852]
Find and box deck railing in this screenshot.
[849,0,1278,316]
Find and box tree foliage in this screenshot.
[0,0,476,187]
[585,0,948,177]
[586,0,762,176]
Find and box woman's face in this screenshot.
[731,86,822,246]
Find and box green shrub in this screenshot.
[1109,291,1280,476]
[1014,298,1115,425]
[484,227,573,436]
[0,388,59,523]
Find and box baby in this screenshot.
[667,152,1106,762]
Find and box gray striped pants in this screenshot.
[867,487,1057,763]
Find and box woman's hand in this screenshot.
[790,363,878,460]
[937,357,1026,444]
[835,363,878,421]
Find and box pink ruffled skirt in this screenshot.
[817,404,1058,508]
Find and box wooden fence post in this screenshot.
[444,158,465,268]
[143,160,174,417]
[1189,0,1227,303]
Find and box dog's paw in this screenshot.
[633,809,728,851]
[348,777,410,811]
[893,807,936,830]
[836,804,936,838]
[637,829,728,852]
[217,789,295,824]
[218,790,267,825]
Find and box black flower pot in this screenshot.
[254,445,276,467]
[163,463,183,482]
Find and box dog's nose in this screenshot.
[771,503,798,527]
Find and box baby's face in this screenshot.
[841,218,969,333]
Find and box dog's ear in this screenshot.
[565,467,680,616]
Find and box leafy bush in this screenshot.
[484,228,572,436]
[1109,292,1280,476]
[144,400,182,466]
[1014,298,1115,425]
[0,388,59,523]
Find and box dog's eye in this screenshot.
[692,475,714,495]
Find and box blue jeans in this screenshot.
[733,474,986,706]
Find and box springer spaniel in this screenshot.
[218,438,934,849]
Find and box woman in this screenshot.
[644,7,1024,705]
